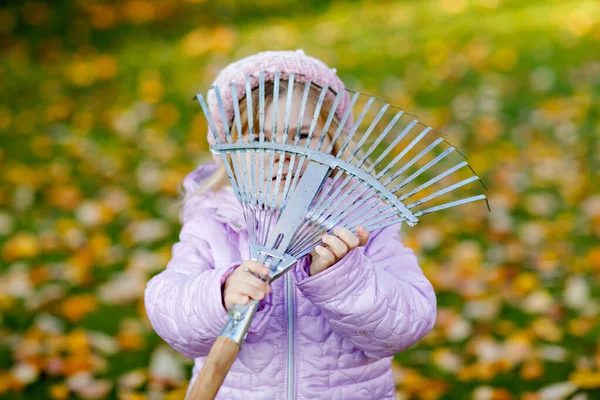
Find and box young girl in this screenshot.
[144,50,437,400]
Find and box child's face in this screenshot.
[242,85,332,189]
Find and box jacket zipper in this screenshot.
[222,213,295,399]
[285,273,295,400]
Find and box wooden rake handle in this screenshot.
[185,336,240,400]
[185,300,260,399]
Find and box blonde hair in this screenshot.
[182,82,366,209]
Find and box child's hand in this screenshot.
[222,261,271,310]
[309,225,370,276]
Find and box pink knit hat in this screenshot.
[205,49,352,152]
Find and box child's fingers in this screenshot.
[356,224,370,246]
[241,272,271,294]
[322,234,349,259]
[235,281,267,300]
[242,260,270,277]
[333,227,360,249]
[314,244,336,266]
[225,293,249,309]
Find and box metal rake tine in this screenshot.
[316,207,395,248]
[196,93,221,145]
[412,195,488,217]
[259,72,266,143]
[271,72,280,144]
[322,95,376,196]
[282,80,324,203]
[334,96,376,159]
[245,74,254,141]
[313,175,362,223]
[344,202,400,234]
[262,72,281,245]
[305,161,346,215]
[231,83,243,145]
[355,110,404,169]
[245,74,258,211]
[343,103,390,163]
[281,73,295,144]
[361,215,405,235]
[317,185,382,235]
[198,91,262,243]
[273,73,295,215]
[381,137,445,187]
[344,87,422,120]
[213,85,247,213]
[231,82,248,200]
[288,84,330,197]
[195,93,239,194]
[301,180,379,254]
[338,193,389,227]
[291,177,350,251]
[285,90,312,206]
[280,80,312,212]
[214,87,232,145]
[336,198,406,237]
[244,75,259,242]
[319,170,381,220]
[294,205,400,258]
[326,175,415,234]
[292,180,375,252]
[289,218,332,255]
[260,149,276,247]
[365,119,419,175]
[389,147,456,193]
[284,85,335,243]
[257,72,268,247]
[243,74,260,244]
[317,90,345,153]
[230,82,255,235]
[363,219,404,233]
[318,200,399,249]
[375,126,433,180]
[466,162,489,192]
[407,175,481,210]
[398,161,468,201]
[293,81,312,146]
[262,72,280,244]
[270,73,296,217]
[302,165,375,234]
[325,91,360,155]
[290,204,333,253]
[298,171,355,240]
[295,105,391,232]
[292,190,379,253]
[294,212,403,259]
[307,85,329,143]
[305,103,379,222]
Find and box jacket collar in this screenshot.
[184,161,248,232]
[211,186,248,233]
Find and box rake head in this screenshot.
[187,71,489,400]
[196,71,488,279]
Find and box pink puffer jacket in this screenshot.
[144,162,437,400]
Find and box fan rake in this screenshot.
[186,71,489,399]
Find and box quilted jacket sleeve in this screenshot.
[290,224,436,359]
[144,214,234,359]
[144,165,272,359]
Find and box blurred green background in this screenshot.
[1,0,599,399]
